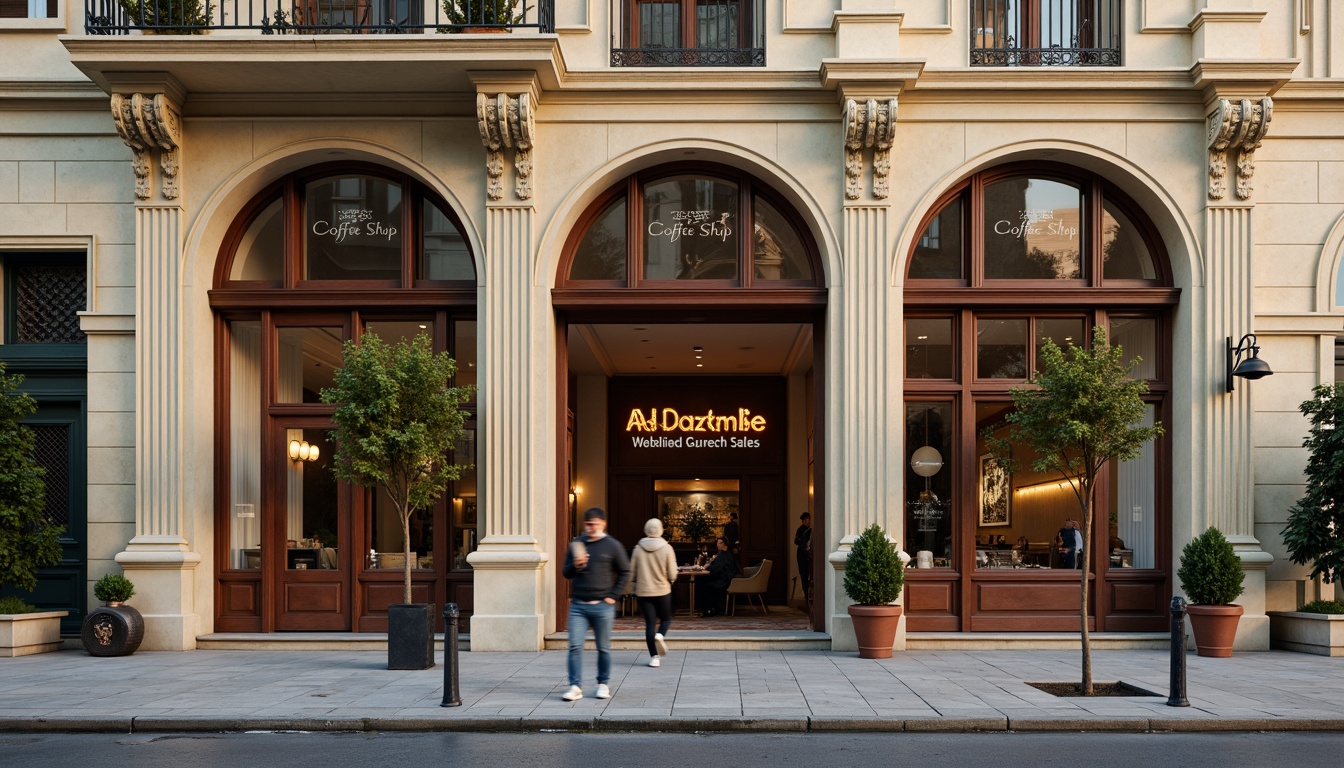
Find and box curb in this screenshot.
[6,715,1344,734]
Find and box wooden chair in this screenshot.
[726,559,772,616]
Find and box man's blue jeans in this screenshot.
[567,600,614,688]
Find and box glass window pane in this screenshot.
[753,195,813,281]
[304,175,402,281]
[229,320,262,569]
[230,197,283,282]
[570,197,628,281]
[1034,317,1086,373]
[638,1,680,48]
[454,320,477,396]
[1109,317,1159,380]
[906,318,955,379]
[643,176,739,280]
[975,401,1065,570]
[371,491,434,570]
[1109,406,1157,569]
[364,320,433,346]
[977,318,1027,379]
[422,199,474,281]
[909,197,964,279]
[284,427,339,571]
[984,178,1083,279]
[697,0,739,48]
[277,327,344,404]
[451,428,477,570]
[1102,200,1157,280]
[906,402,953,568]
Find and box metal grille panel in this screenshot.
[31,424,70,530]
[970,0,1121,67]
[14,264,87,344]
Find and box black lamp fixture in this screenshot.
[1226,334,1273,393]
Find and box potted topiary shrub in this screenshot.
[441,0,525,32]
[843,523,906,659]
[117,0,214,34]
[1178,526,1245,657]
[82,573,145,657]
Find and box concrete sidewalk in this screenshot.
[1,647,1342,734]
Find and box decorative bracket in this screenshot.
[476,92,536,202]
[842,97,899,201]
[1207,97,1272,201]
[111,92,183,202]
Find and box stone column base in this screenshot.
[1231,540,1274,651]
[466,543,548,651]
[115,545,201,651]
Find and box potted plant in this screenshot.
[843,523,905,659]
[81,574,145,657]
[681,508,713,557]
[0,362,64,658]
[1272,383,1344,655]
[441,0,525,32]
[117,0,214,34]
[1178,526,1245,657]
[321,332,474,670]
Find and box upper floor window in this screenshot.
[562,164,819,287]
[0,0,55,18]
[3,254,87,345]
[970,0,1121,67]
[613,0,765,67]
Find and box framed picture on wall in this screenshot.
[978,454,1011,527]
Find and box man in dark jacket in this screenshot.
[560,507,630,701]
[697,537,737,617]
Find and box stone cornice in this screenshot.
[819,59,925,101]
[1189,59,1301,102]
[0,79,109,108]
[1187,9,1269,33]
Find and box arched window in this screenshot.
[902,162,1176,634]
[560,164,821,289]
[211,163,478,635]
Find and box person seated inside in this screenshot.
[696,537,737,617]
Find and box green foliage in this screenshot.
[1283,383,1344,587]
[441,0,525,26]
[0,595,37,615]
[118,0,214,33]
[680,508,712,547]
[1178,527,1245,605]
[93,574,136,604]
[0,363,59,596]
[1298,599,1344,615]
[843,524,905,606]
[320,333,474,604]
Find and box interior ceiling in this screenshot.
[569,323,813,376]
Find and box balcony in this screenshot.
[970,0,1120,67]
[611,0,764,67]
[83,0,554,34]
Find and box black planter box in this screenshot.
[387,603,435,670]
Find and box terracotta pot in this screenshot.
[847,604,902,659]
[1187,603,1243,657]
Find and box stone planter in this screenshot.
[1269,611,1344,657]
[387,603,435,670]
[82,603,145,657]
[847,604,902,659]
[1186,603,1243,657]
[0,611,67,657]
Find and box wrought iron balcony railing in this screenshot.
[969,0,1120,67]
[610,0,764,67]
[85,0,554,35]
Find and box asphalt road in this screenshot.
[3,731,1344,768]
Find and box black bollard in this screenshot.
[440,602,462,708]
[1168,596,1189,707]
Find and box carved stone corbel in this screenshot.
[477,93,506,202]
[843,99,864,201]
[870,98,897,199]
[144,94,184,200]
[1207,97,1273,201]
[111,94,153,201]
[512,93,535,200]
[477,92,537,202]
[111,92,184,202]
[843,97,899,201]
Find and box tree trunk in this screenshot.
[1080,487,1093,695]
[401,506,413,605]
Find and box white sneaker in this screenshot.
[648,656,661,668]
[654,633,669,657]
[562,685,583,702]
[596,683,611,699]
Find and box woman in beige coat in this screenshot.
[630,517,678,667]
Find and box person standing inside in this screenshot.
[697,537,737,617]
[723,512,741,569]
[560,507,630,702]
[1056,518,1079,569]
[794,512,812,600]
[630,517,677,667]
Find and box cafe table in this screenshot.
[676,567,710,616]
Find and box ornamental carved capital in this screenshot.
[111,92,184,202]
[842,97,899,201]
[1207,97,1272,201]
[476,92,537,202]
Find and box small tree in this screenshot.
[321,333,474,605]
[1283,383,1344,592]
[987,326,1162,695]
[0,362,60,604]
[843,524,905,606]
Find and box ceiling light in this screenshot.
[917,335,928,340]
[696,364,703,368]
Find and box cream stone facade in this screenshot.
[2,1,1343,651]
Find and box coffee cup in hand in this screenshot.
[570,540,589,569]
